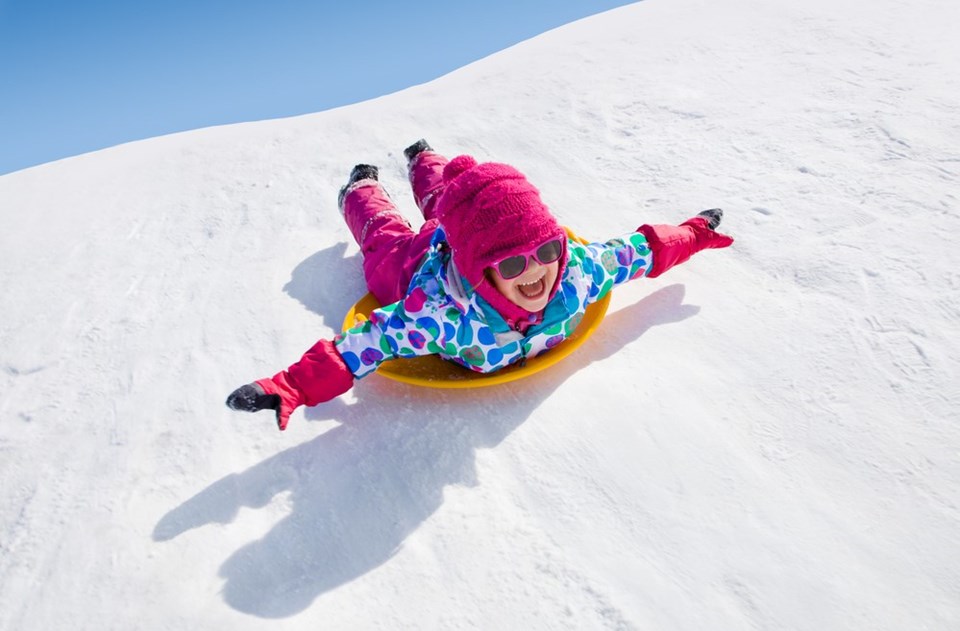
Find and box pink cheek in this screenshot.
[495,276,518,295]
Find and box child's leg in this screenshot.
[408,151,449,221]
[342,181,438,305]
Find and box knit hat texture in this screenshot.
[434,155,567,323]
[437,154,565,279]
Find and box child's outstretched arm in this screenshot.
[226,289,452,430]
[575,209,733,304]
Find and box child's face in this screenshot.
[488,257,560,312]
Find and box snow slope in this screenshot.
[2,0,959,628]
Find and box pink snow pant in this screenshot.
[342,152,450,306]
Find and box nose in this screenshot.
[523,257,544,275]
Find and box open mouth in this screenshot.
[516,274,547,300]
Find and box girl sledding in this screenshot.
[227,139,734,430]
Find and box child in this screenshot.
[227,140,734,430]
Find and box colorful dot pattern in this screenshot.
[335,229,653,379]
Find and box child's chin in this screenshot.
[513,293,548,311]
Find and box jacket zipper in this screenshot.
[516,321,528,367]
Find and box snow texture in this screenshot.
[1,0,959,628]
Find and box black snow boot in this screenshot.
[404,139,433,163]
[697,208,724,230]
[338,164,380,210]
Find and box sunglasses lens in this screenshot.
[497,255,527,279]
[536,239,563,264]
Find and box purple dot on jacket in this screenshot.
[408,331,426,349]
[360,348,384,365]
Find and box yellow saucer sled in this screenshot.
[340,230,610,389]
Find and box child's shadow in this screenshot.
[154,283,698,618]
[281,241,365,328]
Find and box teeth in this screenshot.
[518,273,546,288]
[517,274,546,298]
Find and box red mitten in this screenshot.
[226,339,355,430]
[253,372,305,431]
[638,211,734,278]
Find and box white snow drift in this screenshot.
[1,0,959,628]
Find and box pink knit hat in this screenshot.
[436,155,567,320]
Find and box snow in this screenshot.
[2,0,959,628]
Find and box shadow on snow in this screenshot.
[154,247,698,617]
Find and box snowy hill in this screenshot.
[2,0,959,628]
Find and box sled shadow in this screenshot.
[154,284,697,618]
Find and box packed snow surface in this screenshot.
[1,0,958,628]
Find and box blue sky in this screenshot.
[0,0,633,175]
